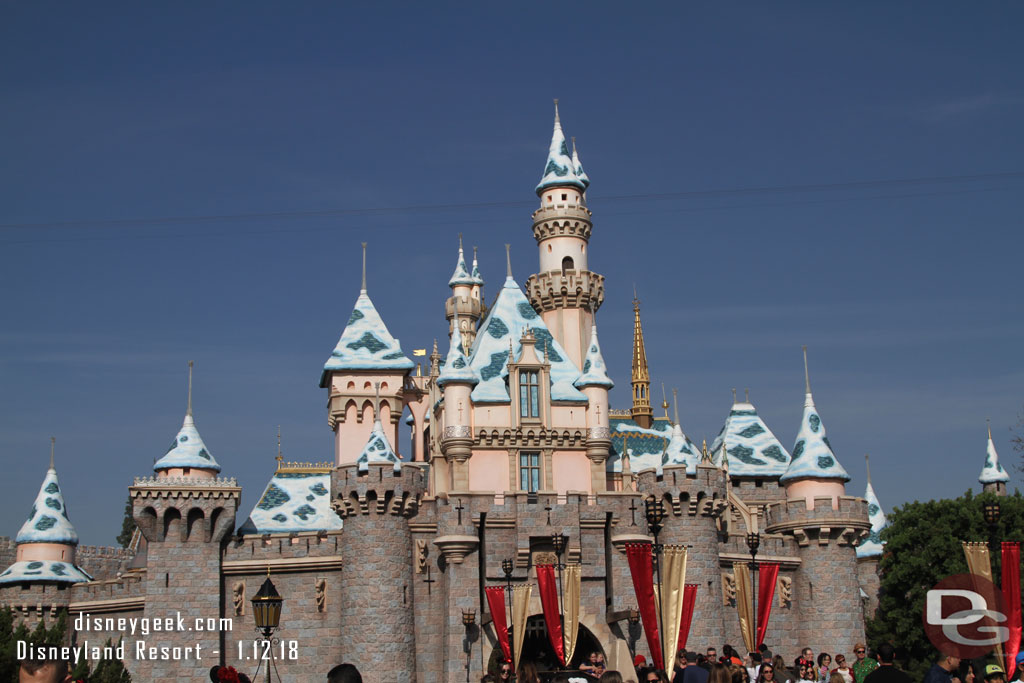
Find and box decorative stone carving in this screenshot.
[443,426,472,439]
[778,576,792,608]
[722,573,737,606]
[587,427,611,440]
[415,539,428,574]
[432,535,479,564]
[532,551,557,566]
[232,581,245,616]
[315,578,327,613]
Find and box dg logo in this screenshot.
[923,573,1009,658]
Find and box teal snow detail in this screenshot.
[781,394,850,483]
[16,466,80,545]
[856,480,889,558]
[153,414,222,473]
[710,401,791,476]
[256,484,290,510]
[238,471,341,535]
[979,433,1010,484]
[321,291,414,383]
[575,326,614,389]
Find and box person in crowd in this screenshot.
[747,653,762,682]
[518,659,541,683]
[756,660,776,683]
[581,651,608,678]
[18,659,71,683]
[672,649,689,683]
[773,655,795,683]
[684,651,710,683]
[210,665,252,683]
[851,644,878,683]
[496,660,513,681]
[1012,653,1024,683]
[733,664,750,683]
[984,666,1006,683]
[832,654,854,683]
[326,663,361,683]
[707,648,719,665]
[797,661,816,683]
[709,661,733,683]
[551,675,574,683]
[601,672,626,683]
[861,643,908,683]
[724,646,743,667]
[802,651,815,668]
[951,661,976,683]
[643,670,671,683]
[817,654,832,683]
[480,676,497,683]
[923,652,961,683]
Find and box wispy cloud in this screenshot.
[919,92,1023,123]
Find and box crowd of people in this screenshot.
[480,643,1024,683]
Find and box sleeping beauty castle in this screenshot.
[4,103,1007,682]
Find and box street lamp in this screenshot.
[502,558,516,678]
[746,532,760,653]
[250,573,283,682]
[983,500,1001,559]
[551,534,568,669]
[462,609,477,683]
[626,608,641,659]
[644,497,666,667]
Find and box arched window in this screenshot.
[561,256,574,274]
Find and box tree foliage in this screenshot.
[116,496,136,549]
[0,608,131,681]
[866,490,1024,681]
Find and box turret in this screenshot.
[445,235,484,350]
[321,244,414,466]
[438,311,479,492]
[526,100,605,367]
[856,454,887,617]
[979,420,1010,496]
[575,325,613,491]
[153,361,221,480]
[630,296,654,428]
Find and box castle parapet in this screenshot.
[764,495,870,547]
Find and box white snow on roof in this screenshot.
[574,326,614,389]
[153,414,222,473]
[468,277,585,403]
[664,423,701,474]
[437,313,479,388]
[449,245,474,287]
[979,433,1010,484]
[710,401,791,476]
[357,419,402,474]
[572,141,590,190]
[781,393,850,483]
[856,480,888,558]
[0,560,92,585]
[321,291,414,385]
[16,466,80,544]
[536,106,585,194]
[238,470,340,535]
[470,252,484,286]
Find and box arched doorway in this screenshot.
[486,614,603,673]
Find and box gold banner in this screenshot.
[962,542,1003,665]
[734,563,755,654]
[564,564,582,666]
[659,546,689,670]
[512,585,532,672]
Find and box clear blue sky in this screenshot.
[2,3,1022,545]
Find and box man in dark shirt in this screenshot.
[684,651,711,683]
[923,652,961,683]
[863,644,910,683]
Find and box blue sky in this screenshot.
[2,3,1022,544]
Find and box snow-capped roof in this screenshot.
[16,465,80,545]
[607,419,671,474]
[536,102,585,194]
[710,401,791,477]
[153,414,222,473]
[470,249,484,286]
[571,138,590,190]
[238,469,341,535]
[979,429,1010,484]
[856,480,888,558]
[449,244,475,287]
[437,313,479,387]
[320,291,415,385]
[781,393,850,483]
[468,277,585,403]
[663,423,701,474]
[0,560,92,585]
[574,326,614,389]
[357,419,402,474]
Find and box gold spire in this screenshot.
[661,383,669,420]
[631,294,653,428]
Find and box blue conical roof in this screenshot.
[536,103,585,194]
[468,276,585,403]
[575,326,614,389]
[356,418,401,474]
[571,139,590,190]
[449,244,474,287]
[781,392,851,483]
[437,313,479,387]
[16,465,79,544]
[153,414,222,473]
[710,400,791,477]
[979,429,1010,484]
[856,480,888,558]
[320,291,415,386]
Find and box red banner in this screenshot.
[1002,543,1021,677]
[756,563,779,649]
[676,584,699,651]
[485,586,511,662]
[535,564,565,667]
[625,542,663,670]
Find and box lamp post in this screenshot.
[746,532,760,653]
[250,572,284,683]
[502,558,516,678]
[463,609,477,683]
[551,534,568,669]
[644,497,665,667]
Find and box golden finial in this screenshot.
[186,360,194,416]
[661,383,669,419]
[361,242,368,293]
[49,437,55,470]
[701,438,711,463]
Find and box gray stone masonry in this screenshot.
[857,557,881,620]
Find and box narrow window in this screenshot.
[520,452,540,492]
[561,194,567,201]
[561,256,574,274]
[519,370,539,418]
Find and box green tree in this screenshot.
[866,490,1024,680]
[116,496,136,549]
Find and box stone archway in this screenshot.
[486,614,604,673]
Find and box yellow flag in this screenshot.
[413,349,427,356]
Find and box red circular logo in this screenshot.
[922,573,1008,659]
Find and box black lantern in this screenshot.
[644,497,665,533]
[462,609,476,627]
[551,534,566,557]
[746,532,761,561]
[251,575,283,639]
[983,501,1001,527]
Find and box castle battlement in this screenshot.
[764,495,871,547]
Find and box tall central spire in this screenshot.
[631,294,653,428]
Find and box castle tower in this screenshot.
[445,236,484,351]
[437,311,480,492]
[856,454,887,617]
[979,420,1010,496]
[768,348,868,656]
[0,440,93,592]
[321,245,415,466]
[331,457,425,680]
[130,370,240,679]
[630,296,654,428]
[575,325,614,491]
[526,101,605,368]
